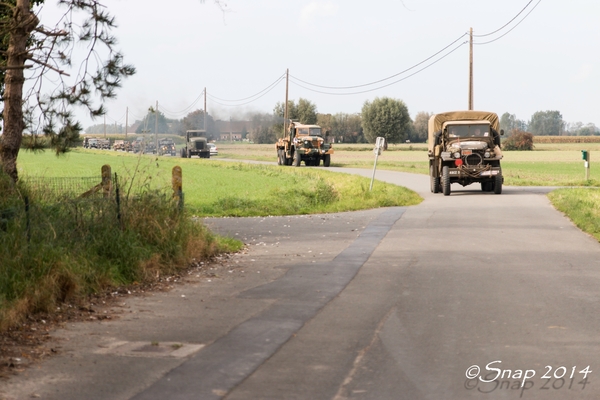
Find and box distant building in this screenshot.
[215,120,254,141]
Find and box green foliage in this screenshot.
[361,97,412,144]
[528,110,564,135]
[410,111,432,143]
[330,112,365,143]
[0,165,241,331]
[135,108,169,134]
[273,98,318,124]
[502,130,535,150]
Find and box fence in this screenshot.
[0,165,184,241]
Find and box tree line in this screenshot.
[501,111,600,136]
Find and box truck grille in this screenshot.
[464,153,483,166]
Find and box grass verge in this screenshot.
[548,188,600,242]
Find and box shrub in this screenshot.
[503,130,535,150]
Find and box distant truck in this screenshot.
[181,130,210,158]
[276,122,333,167]
[158,138,177,156]
[428,110,504,195]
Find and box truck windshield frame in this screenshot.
[447,123,491,138]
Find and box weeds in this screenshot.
[0,166,241,332]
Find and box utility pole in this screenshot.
[155,100,158,152]
[204,87,207,131]
[103,115,106,138]
[468,27,474,110]
[125,107,128,139]
[284,68,289,136]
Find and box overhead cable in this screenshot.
[473,0,535,38]
[289,40,468,96]
[289,33,468,90]
[207,74,286,107]
[475,0,542,45]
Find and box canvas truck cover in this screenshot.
[428,111,500,151]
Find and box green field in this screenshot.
[17,149,422,217]
[216,143,600,187]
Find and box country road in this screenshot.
[3,169,600,400]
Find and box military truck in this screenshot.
[181,130,210,158]
[276,122,333,167]
[158,138,176,156]
[428,111,504,196]
[83,137,99,149]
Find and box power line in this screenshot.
[475,0,542,45]
[158,91,205,116]
[207,74,286,107]
[289,33,468,90]
[473,0,536,38]
[206,72,287,104]
[289,40,468,96]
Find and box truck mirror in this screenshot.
[500,129,504,136]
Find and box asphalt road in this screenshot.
[3,169,600,400]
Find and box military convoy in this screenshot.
[181,130,210,158]
[276,122,333,167]
[428,111,504,195]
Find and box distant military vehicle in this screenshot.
[83,137,99,149]
[428,110,504,195]
[276,122,333,167]
[158,138,177,156]
[181,130,210,158]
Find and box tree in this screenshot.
[273,98,318,124]
[181,109,217,139]
[361,97,411,144]
[248,112,277,144]
[330,113,364,143]
[0,0,135,182]
[410,111,432,143]
[500,112,517,133]
[135,108,169,134]
[502,130,534,150]
[528,111,564,136]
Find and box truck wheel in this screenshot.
[314,158,321,167]
[323,154,331,167]
[494,174,503,194]
[293,150,301,167]
[442,166,451,196]
[430,165,440,193]
[181,148,186,158]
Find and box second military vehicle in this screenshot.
[276,122,333,167]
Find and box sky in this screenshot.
[35,0,600,131]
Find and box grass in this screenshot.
[216,143,600,187]
[549,188,600,242]
[17,150,423,216]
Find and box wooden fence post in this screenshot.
[172,166,183,209]
[101,165,112,198]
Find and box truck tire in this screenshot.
[293,150,301,167]
[430,165,440,193]
[181,148,186,158]
[323,154,331,167]
[494,174,503,194]
[442,166,451,196]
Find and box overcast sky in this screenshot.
[36,0,600,130]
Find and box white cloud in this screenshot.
[299,2,339,28]
[571,63,593,83]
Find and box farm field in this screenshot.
[216,142,600,187]
[16,149,422,217]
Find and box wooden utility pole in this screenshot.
[104,115,106,138]
[468,27,474,110]
[125,107,128,138]
[284,68,289,136]
[155,100,159,151]
[204,87,207,131]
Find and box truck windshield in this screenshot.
[309,128,322,136]
[447,124,490,138]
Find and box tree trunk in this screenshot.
[1,0,38,182]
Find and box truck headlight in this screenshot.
[484,151,492,158]
[453,152,461,159]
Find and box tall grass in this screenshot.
[0,166,241,331]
